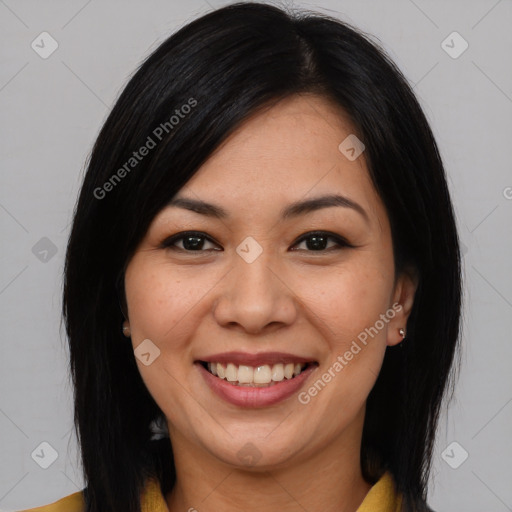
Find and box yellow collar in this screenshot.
[356,471,403,512]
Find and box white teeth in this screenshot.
[254,365,272,383]
[284,363,294,379]
[204,361,308,385]
[237,365,253,383]
[225,363,238,382]
[271,364,284,382]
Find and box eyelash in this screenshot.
[159,230,353,254]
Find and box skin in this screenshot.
[123,93,418,512]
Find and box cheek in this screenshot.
[296,256,394,346]
[295,263,393,418]
[123,261,208,413]
[125,260,210,343]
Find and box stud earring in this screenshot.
[399,328,405,338]
[122,322,131,337]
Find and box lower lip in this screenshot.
[196,362,318,408]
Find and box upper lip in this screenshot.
[197,351,317,367]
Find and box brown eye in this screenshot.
[291,231,351,252]
[160,230,352,254]
[160,231,221,252]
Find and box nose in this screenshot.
[212,250,298,335]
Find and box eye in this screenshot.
[160,230,352,254]
[291,231,352,252]
[160,231,221,252]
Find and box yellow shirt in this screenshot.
[18,470,402,511]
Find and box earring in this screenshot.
[399,328,405,338]
[122,321,131,337]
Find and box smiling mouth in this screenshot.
[199,361,318,387]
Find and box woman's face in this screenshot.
[124,94,417,470]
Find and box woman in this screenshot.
[21,2,462,511]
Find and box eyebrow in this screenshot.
[167,194,370,224]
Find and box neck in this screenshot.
[165,410,373,512]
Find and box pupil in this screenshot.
[181,235,328,251]
[183,235,204,250]
[307,235,327,251]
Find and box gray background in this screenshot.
[1,0,511,510]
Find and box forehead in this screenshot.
[165,94,386,229]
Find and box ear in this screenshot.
[386,266,419,347]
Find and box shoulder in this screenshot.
[17,477,164,512]
[17,490,85,512]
